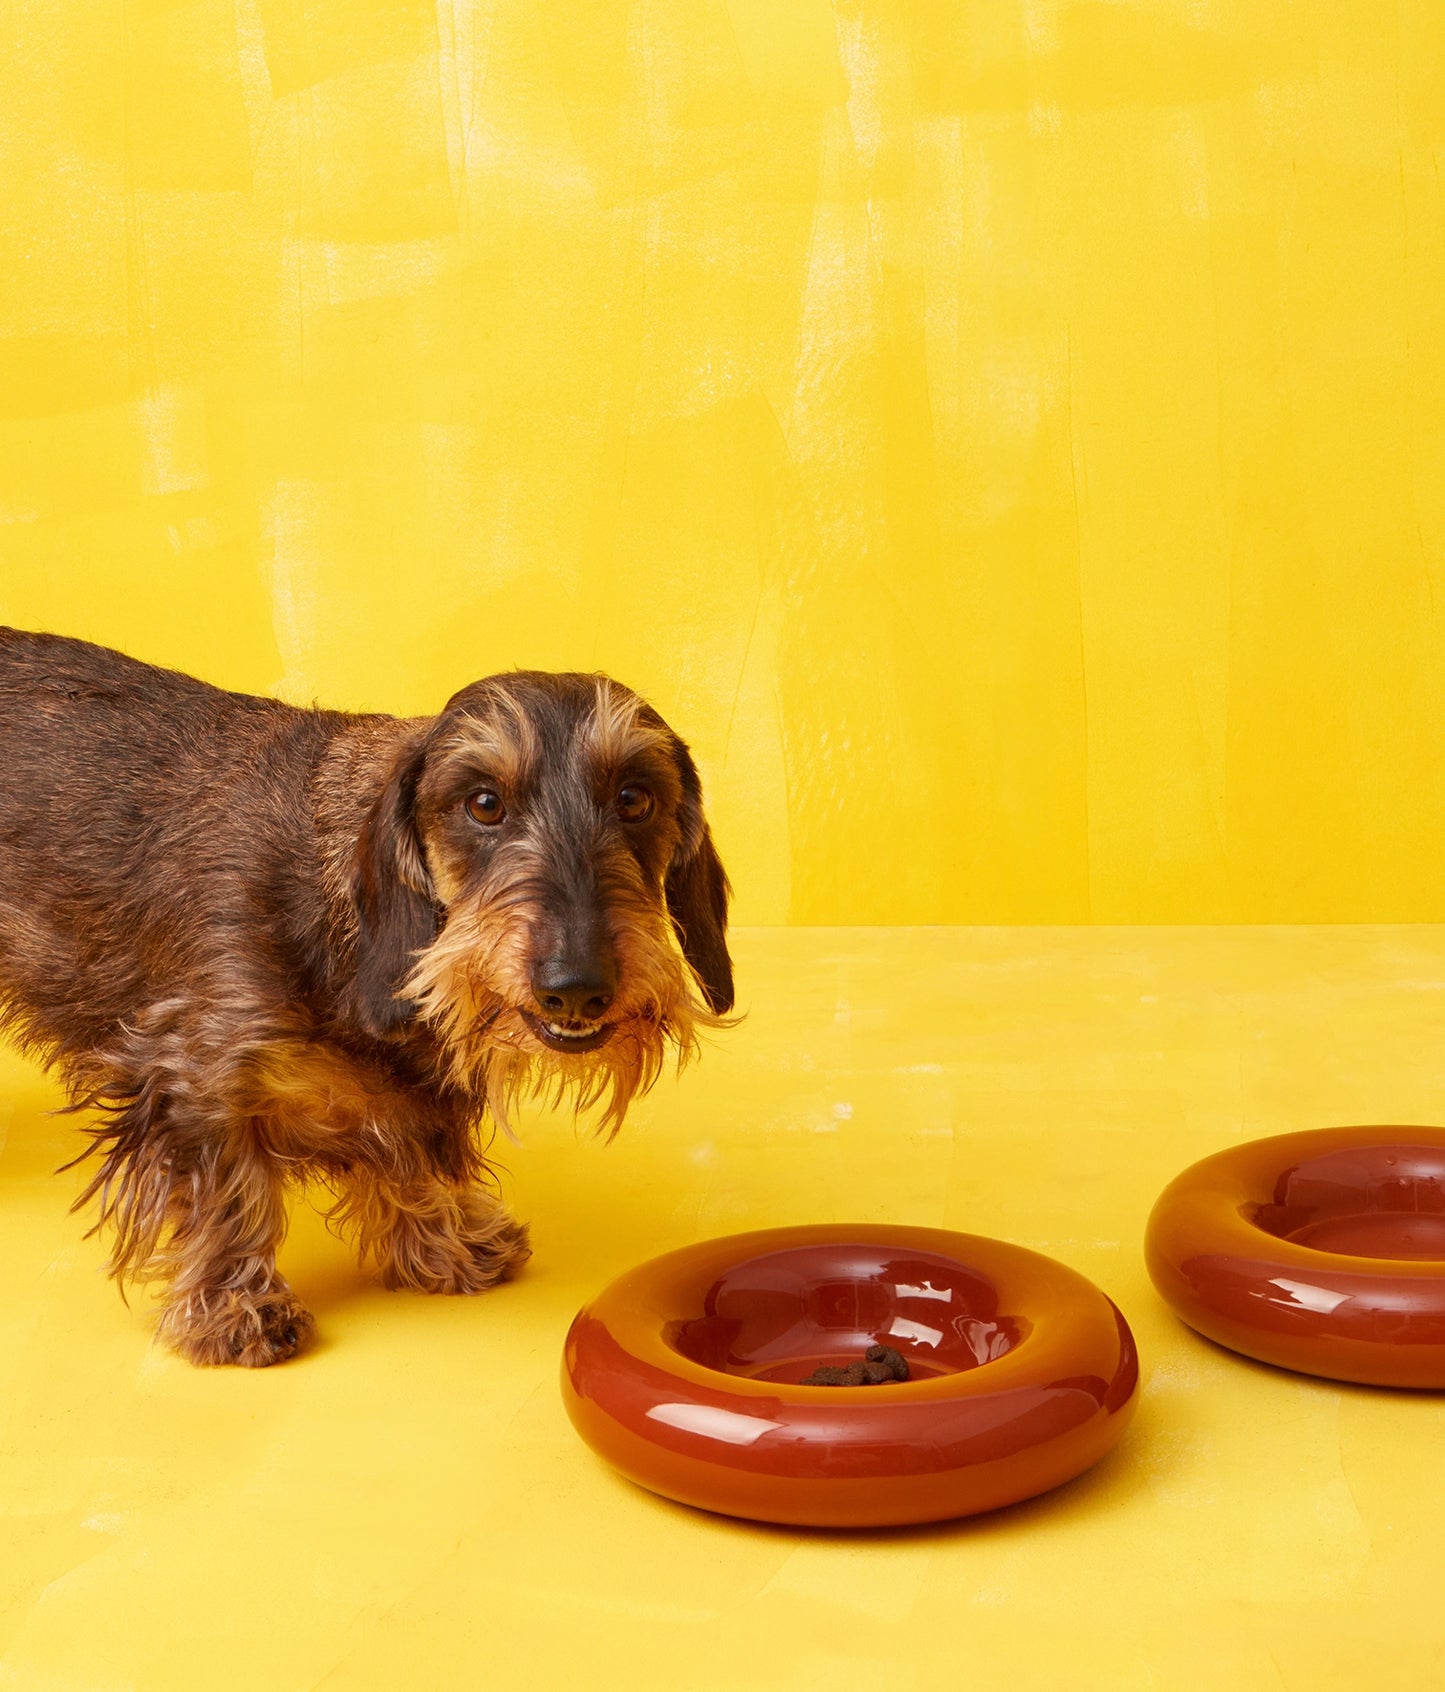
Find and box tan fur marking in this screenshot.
[582,678,671,773]
[441,699,540,794]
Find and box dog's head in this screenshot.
[348,672,732,1133]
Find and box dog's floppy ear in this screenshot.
[350,730,439,1037]
[665,739,734,1015]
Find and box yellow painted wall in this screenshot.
[2,0,1443,924]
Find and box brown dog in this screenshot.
[0,628,732,1365]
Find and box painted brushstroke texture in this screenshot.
[1,0,1443,922]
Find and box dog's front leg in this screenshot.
[151,1134,315,1367]
[342,1172,531,1295]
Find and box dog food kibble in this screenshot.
[800,1343,910,1387]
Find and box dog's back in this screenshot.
[0,628,338,1059]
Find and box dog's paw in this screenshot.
[458,1210,532,1291]
[159,1287,317,1368]
[379,1203,532,1295]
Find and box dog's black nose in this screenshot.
[531,956,616,1022]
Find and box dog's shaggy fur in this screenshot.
[0,628,732,1366]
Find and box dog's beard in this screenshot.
[402,896,725,1140]
[477,1010,681,1141]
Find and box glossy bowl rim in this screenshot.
[576,1222,1130,1405]
[1147,1124,1445,1280]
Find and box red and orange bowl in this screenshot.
[562,1224,1138,1528]
[1147,1125,1445,1387]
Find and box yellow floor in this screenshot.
[3,926,1444,1690]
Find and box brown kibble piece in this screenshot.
[865,1343,910,1381]
[799,1365,852,1386]
[800,1343,911,1387]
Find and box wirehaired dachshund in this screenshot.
[0,628,732,1365]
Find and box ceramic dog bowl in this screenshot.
[1146,1125,1445,1387]
[561,1224,1139,1528]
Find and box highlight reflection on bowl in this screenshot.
[666,1241,1026,1384]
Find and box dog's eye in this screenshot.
[465,790,506,826]
[616,786,653,823]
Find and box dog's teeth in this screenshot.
[545,1020,601,1039]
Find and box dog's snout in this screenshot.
[530,954,617,1022]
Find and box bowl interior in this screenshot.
[666,1243,1027,1385]
[1247,1142,1445,1260]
